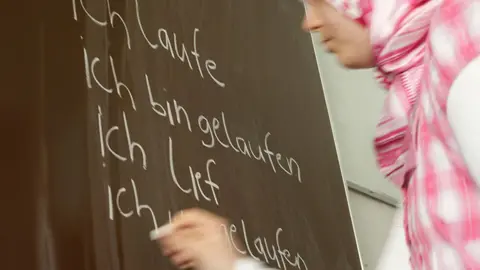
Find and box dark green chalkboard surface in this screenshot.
[3,0,362,269]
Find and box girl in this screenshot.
[156,0,480,269]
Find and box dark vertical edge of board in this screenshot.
[0,0,43,269]
[41,0,95,268]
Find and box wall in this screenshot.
[310,33,401,205]
[310,34,400,269]
[347,190,396,270]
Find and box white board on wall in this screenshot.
[311,34,401,205]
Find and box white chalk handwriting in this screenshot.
[87,51,302,182]
[145,73,302,183]
[107,184,308,270]
[73,1,309,267]
[97,106,147,170]
[168,136,220,205]
[73,0,225,88]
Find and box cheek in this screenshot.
[336,29,374,69]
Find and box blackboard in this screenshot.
[4,0,362,269]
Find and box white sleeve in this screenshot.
[447,56,480,186]
[234,258,277,270]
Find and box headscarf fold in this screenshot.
[328,0,440,187]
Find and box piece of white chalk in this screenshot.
[149,224,173,241]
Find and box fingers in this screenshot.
[169,249,194,269]
[160,227,203,255]
[150,224,174,241]
[158,227,205,269]
[171,208,226,230]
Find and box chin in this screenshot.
[337,54,375,70]
[341,61,367,69]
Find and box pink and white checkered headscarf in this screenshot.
[328,0,480,267]
[328,0,440,187]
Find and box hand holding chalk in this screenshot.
[151,208,242,270]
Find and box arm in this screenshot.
[446,56,480,185]
[234,258,278,270]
